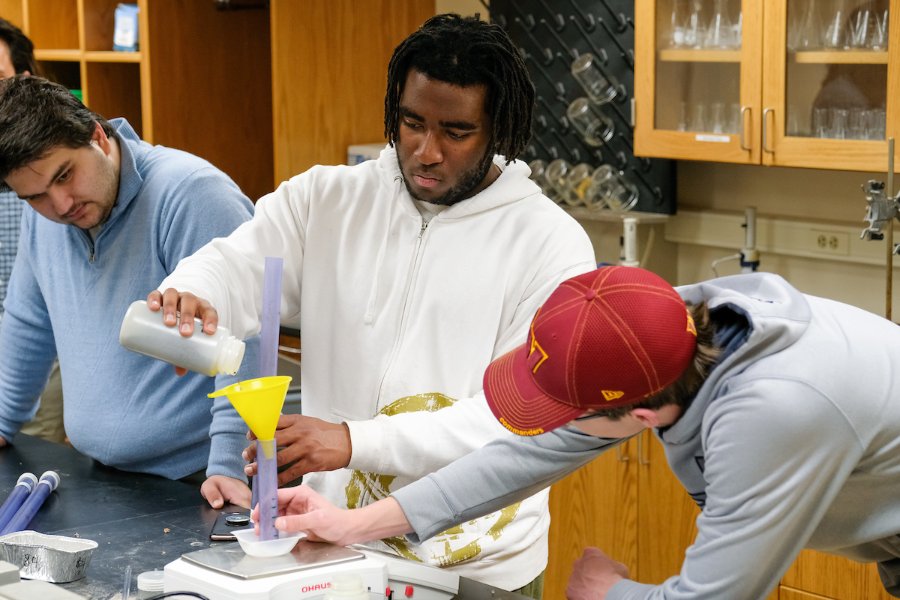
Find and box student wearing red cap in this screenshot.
[260,266,900,599]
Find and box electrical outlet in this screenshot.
[810,229,850,256]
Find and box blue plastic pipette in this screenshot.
[0,473,37,533]
[1,471,59,534]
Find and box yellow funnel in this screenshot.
[208,376,292,441]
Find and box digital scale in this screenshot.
[164,540,460,600]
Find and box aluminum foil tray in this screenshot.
[0,531,97,583]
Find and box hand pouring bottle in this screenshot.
[119,300,245,376]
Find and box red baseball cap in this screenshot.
[484,266,697,436]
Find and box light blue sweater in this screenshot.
[0,119,258,480]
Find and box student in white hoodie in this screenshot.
[147,13,595,597]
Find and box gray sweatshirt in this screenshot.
[392,273,900,599]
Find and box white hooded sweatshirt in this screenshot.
[160,146,597,589]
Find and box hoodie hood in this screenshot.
[661,273,812,457]
[373,144,544,219]
[662,273,811,444]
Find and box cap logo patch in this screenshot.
[601,390,625,402]
[499,417,545,436]
[528,320,549,374]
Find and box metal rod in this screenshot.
[518,20,555,65]
[887,138,894,320]
[567,0,596,31]
[508,3,536,30]
[598,0,629,32]
[526,53,563,92]
[538,96,567,130]
[551,129,582,162]
[598,18,634,67]
[568,16,609,65]
[602,98,631,129]
[549,129,576,162]
[631,167,663,200]
[536,0,566,30]
[532,134,558,159]
[616,132,634,152]
[541,19,579,59]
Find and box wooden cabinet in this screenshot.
[780,550,894,600]
[1,0,273,200]
[270,0,435,182]
[544,431,699,598]
[545,431,888,600]
[634,0,900,172]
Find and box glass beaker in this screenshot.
[544,159,572,204]
[710,102,726,134]
[670,0,692,47]
[865,108,886,140]
[848,7,872,48]
[812,106,830,138]
[567,98,615,146]
[822,0,849,49]
[691,102,708,132]
[788,0,822,50]
[563,162,595,208]
[870,8,888,50]
[684,1,706,48]
[571,53,620,105]
[848,107,866,139]
[830,108,848,139]
[706,0,735,48]
[589,165,639,213]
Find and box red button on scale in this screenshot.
[405,584,414,597]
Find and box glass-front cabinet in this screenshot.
[634,0,899,172]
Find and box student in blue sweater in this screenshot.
[0,75,258,508]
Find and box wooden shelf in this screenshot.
[791,49,889,64]
[565,206,670,224]
[84,51,142,63]
[658,48,742,63]
[17,0,274,201]
[34,49,81,62]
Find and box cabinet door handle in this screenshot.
[616,442,629,462]
[740,106,751,151]
[637,434,650,465]
[762,107,775,154]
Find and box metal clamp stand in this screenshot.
[859,138,899,319]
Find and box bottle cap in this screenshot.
[218,336,246,375]
[137,570,165,592]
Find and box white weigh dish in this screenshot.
[232,528,305,558]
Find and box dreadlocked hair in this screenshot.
[594,302,721,421]
[384,13,534,164]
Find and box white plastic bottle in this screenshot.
[323,574,369,599]
[119,300,245,376]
